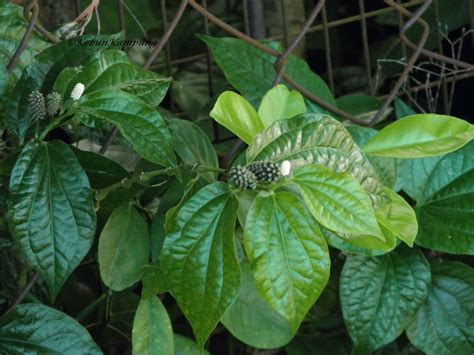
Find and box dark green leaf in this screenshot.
[340,246,431,352]
[174,334,209,355]
[221,262,293,349]
[394,98,416,119]
[6,33,120,139]
[132,297,173,355]
[78,89,176,167]
[57,49,170,106]
[199,35,335,113]
[9,141,96,300]
[0,304,101,354]
[244,191,330,333]
[407,261,474,355]
[336,94,386,121]
[168,118,219,182]
[159,182,240,346]
[98,203,150,291]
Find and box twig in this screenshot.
[7,0,38,72]
[8,272,40,311]
[143,0,189,69]
[273,0,325,85]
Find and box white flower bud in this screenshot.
[280,160,291,176]
[70,83,85,101]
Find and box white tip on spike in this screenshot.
[71,83,85,101]
[280,160,291,176]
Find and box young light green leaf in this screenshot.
[199,35,335,114]
[58,49,170,106]
[244,191,330,334]
[407,261,474,355]
[221,262,293,349]
[98,203,150,291]
[6,33,120,139]
[132,297,173,355]
[159,182,240,346]
[168,118,219,182]
[341,246,431,353]
[257,84,306,127]
[210,91,264,144]
[364,114,473,158]
[247,114,388,207]
[0,304,101,354]
[292,164,383,239]
[8,141,96,300]
[78,89,176,167]
[377,186,418,247]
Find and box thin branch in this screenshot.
[8,272,40,311]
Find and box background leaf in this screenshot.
[132,297,173,355]
[0,304,101,354]
[340,246,431,353]
[407,261,474,355]
[98,203,150,291]
[159,182,240,346]
[221,262,293,349]
[244,191,330,333]
[364,114,473,158]
[8,141,96,300]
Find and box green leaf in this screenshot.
[364,114,473,158]
[78,89,176,167]
[70,146,130,189]
[98,203,150,291]
[174,334,209,355]
[159,182,240,346]
[210,91,264,144]
[407,142,474,254]
[221,262,293,349]
[292,164,382,238]
[257,84,306,127]
[244,191,330,333]
[141,261,166,299]
[336,94,386,121]
[5,33,120,139]
[0,2,49,87]
[199,35,335,114]
[132,297,173,355]
[340,246,431,353]
[407,261,474,355]
[0,304,101,354]
[57,49,170,106]
[8,141,96,300]
[394,98,416,119]
[377,187,417,247]
[168,118,219,182]
[247,113,388,207]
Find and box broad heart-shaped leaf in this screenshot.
[221,262,293,349]
[398,142,474,254]
[159,182,240,346]
[167,118,219,182]
[340,246,431,353]
[0,2,49,88]
[199,35,335,114]
[5,33,121,139]
[8,140,96,300]
[244,191,330,334]
[0,304,101,354]
[55,49,170,106]
[407,261,474,355]
[247,113,388,207]
[363,114,473,158]
[292,164,382,238]
[132,297,173,355]
[210,91,264,144]
[257,84,306,127]
[78,89,176,167]
[98,203,150,291]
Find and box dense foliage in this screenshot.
[1,1,474,354]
